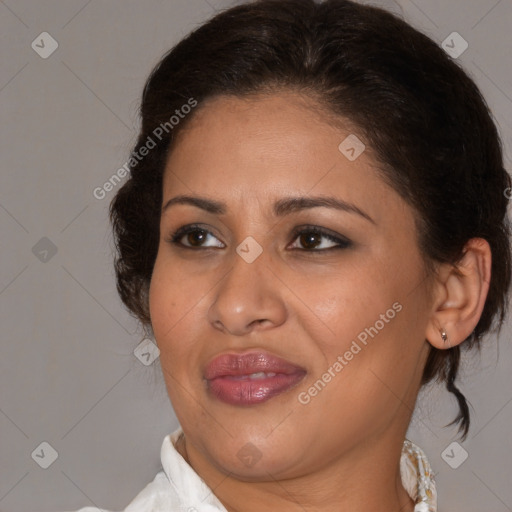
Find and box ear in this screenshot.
[425,238,492,349]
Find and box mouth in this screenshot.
[204,350,307,406]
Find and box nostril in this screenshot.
[250,319,267,327]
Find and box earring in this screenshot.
[440,328,448,344]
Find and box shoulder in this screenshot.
[67,508,114,512]
[61,470,169,512]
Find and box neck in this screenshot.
[175,426,416,512]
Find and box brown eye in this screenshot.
[289,227,352,251]
[185,229,208,247]
[299,232,322,249]
[167,225,224,249]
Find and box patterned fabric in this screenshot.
[69,426,437,511]
[401,439,438,511]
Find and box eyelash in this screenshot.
[165,223,352,252]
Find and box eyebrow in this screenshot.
[162,194,375,224]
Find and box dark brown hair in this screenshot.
[109,0,511,440]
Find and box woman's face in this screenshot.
[149,90,433,479]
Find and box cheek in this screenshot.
[300,254,426,386]
[148,273,171,339]
[148,261,202,409]
[148,253,215,375]
[149,252,199,328]
[148,257,190,355]
[303,267,396,349]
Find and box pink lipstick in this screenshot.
[204,351,306,406]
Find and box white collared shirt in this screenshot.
[70,426,437,512]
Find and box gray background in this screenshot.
[1,0,511,511]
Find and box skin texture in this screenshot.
[148,90,491,512]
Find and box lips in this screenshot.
[204,351,307,406]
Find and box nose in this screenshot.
[207,248,287,336]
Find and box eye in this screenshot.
[166,224,352,251]
[288,225,352,251]
[166,224,224,249]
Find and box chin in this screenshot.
[203,431,305,480]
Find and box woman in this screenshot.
[72,0,510,510]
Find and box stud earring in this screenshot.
[440,328,448,344]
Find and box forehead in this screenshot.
[162,91,387,203]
